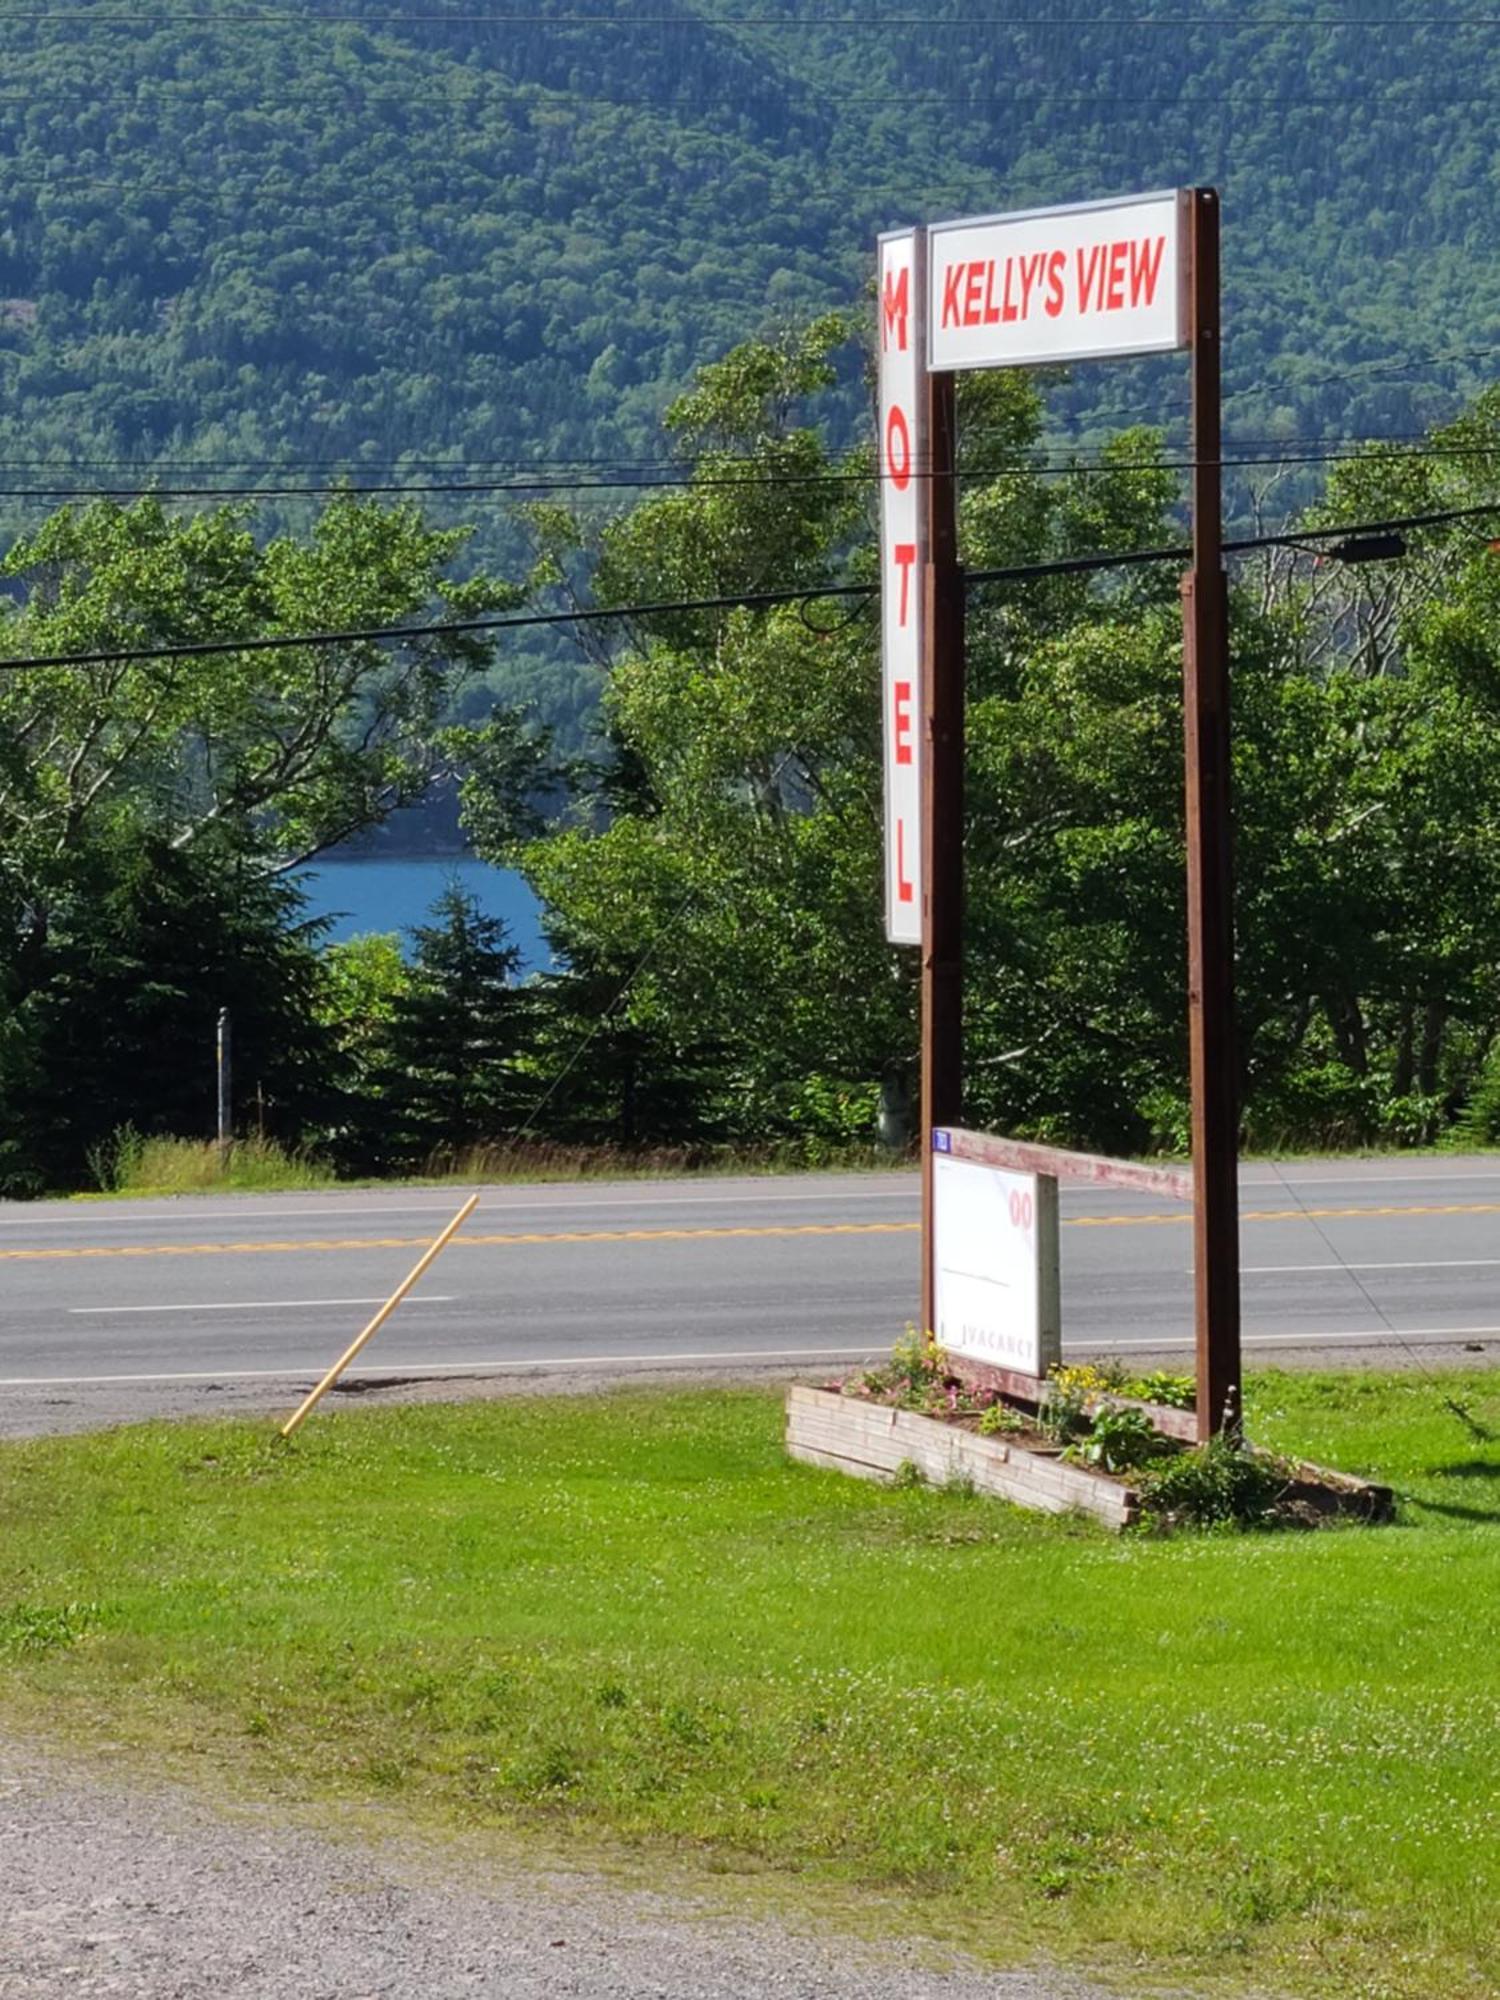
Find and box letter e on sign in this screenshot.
[878,229,927,947]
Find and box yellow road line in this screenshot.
[1071,1201,1500,1228]
[0,1220,918,1263]
[4,1200,1499,1263]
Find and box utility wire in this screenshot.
[2,500,1495,677]
[0,426,1494,475]
[6,10,1500,24]
[2,437,1500,502]
[2,400,1499,476]
[0,577,877,674]
[3,90,1487,127]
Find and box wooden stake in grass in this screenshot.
[279,1193,480,1438]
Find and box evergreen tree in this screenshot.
[0,832,332,1194]
[384,884,529,1162]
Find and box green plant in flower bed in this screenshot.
[1120,1370,1195,1411]
[1137,1430,1295,1530]
[1064,1406,1171,1476]
[1038,1364,1109,1443]
[847,1329,1001,1421]
[977,1401,1028,1438]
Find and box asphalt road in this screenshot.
[3,1157,1499,1432]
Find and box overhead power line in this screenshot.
[6,88,1489,134]
[3,10,1499,24]
[0,435,1499,503]
[2,501,1495,679]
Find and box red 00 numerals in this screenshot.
[1008,1189,1033,1231]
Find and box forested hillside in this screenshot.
[0,0,1495,511]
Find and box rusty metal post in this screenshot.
[1181,187,1242,1439]
[920,368,965,1339]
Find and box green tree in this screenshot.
[384,883,531,1162]
[469,325,1196,1150]
[474,317,906,1144]
[0,831,332,1194]
[0,493,520,917]
[313,930,411,1173]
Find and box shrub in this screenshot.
[1453,1038,1500,1146]
[1138,1433,1293,1531]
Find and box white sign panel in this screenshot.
[928,190,1186,374]
[877,228,926,946]
[932,1154,1061,1376]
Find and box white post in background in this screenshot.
[216,1006,232,1162]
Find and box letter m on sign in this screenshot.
[882,263,909,353]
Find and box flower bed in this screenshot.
[787,1342,1395,1533]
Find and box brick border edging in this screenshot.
[785,1384,1139,1530]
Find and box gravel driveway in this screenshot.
[0,1737,1128,2000]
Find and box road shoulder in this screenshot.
[0,1734,1118,2000]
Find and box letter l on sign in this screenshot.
[878,228,927,946]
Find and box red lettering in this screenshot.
[962,264,984,327]
[881,262,909,353]
[1076,244,1102,312]
[885,404,910,490]
[1105,240,1127,312]
[1129,233,1165,308]
[894,680,914,765]
[893,541,916,627]
[1001,254,1019,324]
[1018,250,1045,319]
[1044,250,1066,318]
[941,262,963,329]
[896,818,915,904]
[981,259,1001,326]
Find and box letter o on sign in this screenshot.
[885,403,911,491]
[1008,1189,1033,1231]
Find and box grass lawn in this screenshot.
[1,1372,1497,1999]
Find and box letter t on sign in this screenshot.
[878,229,928,947]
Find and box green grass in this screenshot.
[87,1131,337,1195]
[1,1374,1497,1997]
[72,1133,909,1199]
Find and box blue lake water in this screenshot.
[294,857,549,969]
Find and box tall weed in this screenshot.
[89,1130,334,1195]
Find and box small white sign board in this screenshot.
[932,1154,1061,1377]
[928,189,1187,373]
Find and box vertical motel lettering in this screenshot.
[881,259,916,905]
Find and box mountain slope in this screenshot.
[1,0,1495,497]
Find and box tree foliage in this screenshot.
[0,832,331,1194]
[7,304,1500,1186]
[381,882,532,1164]
[461,321,1500,1155]
[0,494,518,906]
